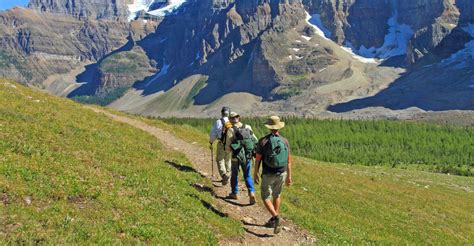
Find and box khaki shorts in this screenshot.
[261,172,287,201]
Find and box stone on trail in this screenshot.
[242,216,255,224]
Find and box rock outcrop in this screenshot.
[135,0,307,100]
[0,6,130,84]
[28,0,130,19]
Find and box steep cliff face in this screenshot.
[28,0,131,19]
[305,0,470,63]
[0,7,130,84]
[133,0,306,100]
[304,0,391,48]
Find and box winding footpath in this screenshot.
[87,106,315,245]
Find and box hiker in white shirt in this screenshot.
[209,107,232,185]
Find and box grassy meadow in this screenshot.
[0,80,242,244]
[159,117,474,176]
[148,116,474,244]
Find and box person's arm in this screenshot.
[286,140,293,186]
[254,153,262,184]
[209,120,219,144]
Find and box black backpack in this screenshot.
[219,118,232,143]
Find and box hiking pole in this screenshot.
[210,144,214,178]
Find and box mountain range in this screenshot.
[0,0,473,118]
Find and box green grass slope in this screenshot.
[152,118,474,244]
[0,80,242,244]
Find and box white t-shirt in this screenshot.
[209,117,229,143]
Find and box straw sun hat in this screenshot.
[264,116,285,130]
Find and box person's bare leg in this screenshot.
[273,198,283,234]
[273,196,281,214]
[263,199,278,217]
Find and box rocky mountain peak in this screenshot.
[0,0,473,118]
[27,0,130,19]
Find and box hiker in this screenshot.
[226,112,258,205]
[254,116,292,234]
[209,107,233,185]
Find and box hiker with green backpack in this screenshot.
[254,115,292,234]
[225,112,258,205]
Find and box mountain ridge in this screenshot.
[0,0,473,118]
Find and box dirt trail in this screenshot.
[87,107,315,245]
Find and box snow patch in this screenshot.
[301,35,311,41]
[463,23,474,37]
[145,61,169,87]
[128,0,155,21]
[147,0,186,17]
[305,12,331,40]
[304,11,376,63]
[292,48,300,52]
[128,0,186,21]
[442,40,474,64]
[341,46,378,64]
[195,51,201,61]
[347,6,413,59]
[189,51,201,66]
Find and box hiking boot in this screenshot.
[226,193,238,200]
[221,174,229,185]
[248,192,256,205]
[264,217,276,228]
[274,216,282,234]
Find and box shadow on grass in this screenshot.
[192,183,216,197]
[189,194,228,218]
[166,160,200,173]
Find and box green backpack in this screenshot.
[263,134,289,169]
[230,125,257,163]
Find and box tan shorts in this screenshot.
[261,172,287,201]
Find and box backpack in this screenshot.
[219,118,232,143]
[230,125,257,163]
[263,134,289,169]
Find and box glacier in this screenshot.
[305,12,331,40]
[305,11,377,63]
[349,7,413,59]
[128,0,186,21]
[442,24,474,65]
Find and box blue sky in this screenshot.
[0,0,29,10]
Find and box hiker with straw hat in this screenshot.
[225,112,258,205]
[254,115,293,234]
